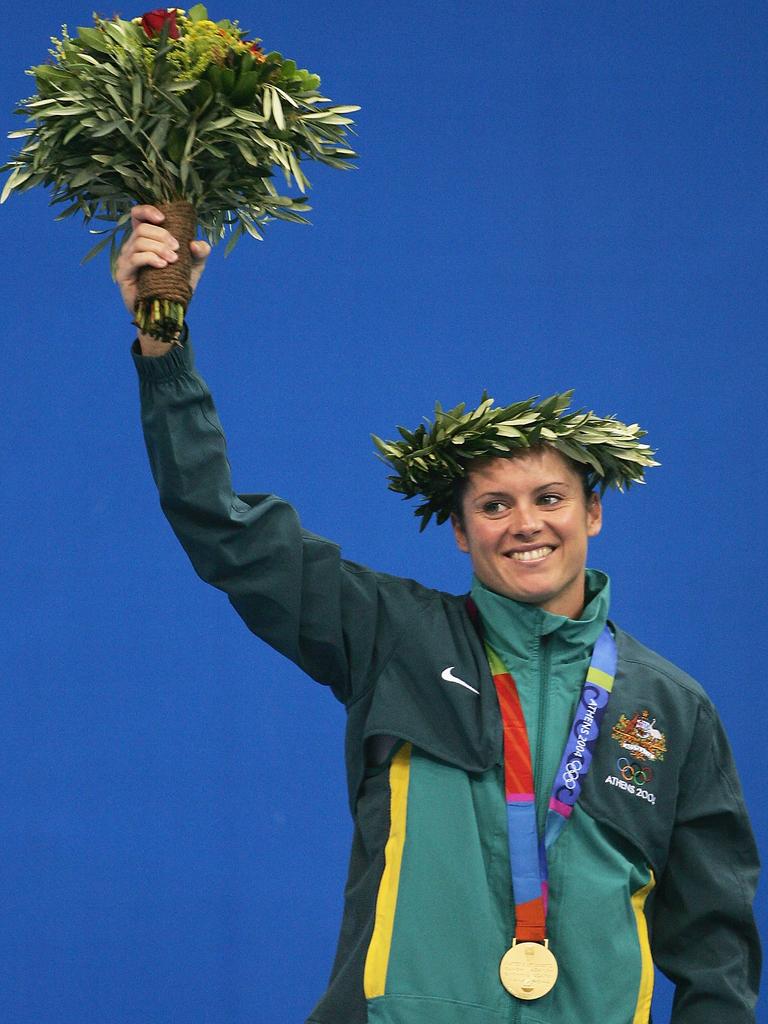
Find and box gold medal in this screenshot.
[499,939,558,1000]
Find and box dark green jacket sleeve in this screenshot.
[650,700,761,1023]
[133,338,400,704]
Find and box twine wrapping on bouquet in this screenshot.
[134,200,196,343]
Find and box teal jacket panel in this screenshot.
[366,746,653,1024]
[133,339,761,1024]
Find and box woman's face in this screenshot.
[451,448,602,619]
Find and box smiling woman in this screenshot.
[122,195,760,1023]
[450,448,602,618]
[3,3,766,1022]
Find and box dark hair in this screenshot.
[451,446,595,529]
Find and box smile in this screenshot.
[508,546,555,562]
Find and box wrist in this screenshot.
[137,331,182,357]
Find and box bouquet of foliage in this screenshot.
[2,6,359,339]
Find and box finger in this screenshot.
[115,243,176,280]
[116,226,176,272]
[117,236,178,275]
[130,204,166,227]
[126,250,176,272]
[130,234,179,260]
[190,239,211,262]
[116,244,176,280]
[131,223,179,247]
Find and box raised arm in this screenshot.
[120,210,401,704]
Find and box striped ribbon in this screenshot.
[487,625,617,942]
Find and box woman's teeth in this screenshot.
[509,546,554,562]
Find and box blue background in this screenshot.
[1,2,765,1021]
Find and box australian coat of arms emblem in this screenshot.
[611,709,667,762]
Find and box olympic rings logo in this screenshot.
[561,759,583,790]
[617,757,653,787]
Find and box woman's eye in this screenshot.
[539,493,563,506]
[482,501,507,515]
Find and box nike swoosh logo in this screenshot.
[441,667,480,695]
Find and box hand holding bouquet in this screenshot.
[2,6,359,340]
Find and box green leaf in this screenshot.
[1,166,22,203]
[223,221,245,255]
[69,166,101,187]
[271,85,299,108]
[288,150,306,192]
[188,3,209,21]
[131,76,143,116]
[189,80,214,112]
[81,230,115,264]
[205,66,223,91]
[54,199,86,220]
[240,216,263,240]
[206,115,238,130]
[308,113,355,125]
[219,68,236,95]
[104,82,128,114]
[183,121,198,161]
[269,88,285,130]
[72,51,101,66]
[228,72,260,106]
[76,26,112,54]
[200,141,227,158]
[149,116,171,152]
[89,121,119,138]
[236,141,261,167]
[38,105,91,117]
[167,127,186,164]
[232,108,267,125]
[269,207,311,224]
[255,60,277,83]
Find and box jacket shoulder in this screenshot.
[337,551,466,614]
[613,624,713,708]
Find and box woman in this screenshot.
[117,205,760,1024]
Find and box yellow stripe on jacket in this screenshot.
[631,870,656,1024]
[363,742,412,999]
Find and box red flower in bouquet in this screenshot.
[140,8,181,39]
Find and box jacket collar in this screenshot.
[469,569,611,663]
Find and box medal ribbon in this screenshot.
[485,623,617,943]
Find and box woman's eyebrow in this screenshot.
[473,490,511,501]
[471,480,573,503]
[534,480,570,491]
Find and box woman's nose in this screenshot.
[508,503,542,537]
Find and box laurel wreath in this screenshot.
[372,390,659,530]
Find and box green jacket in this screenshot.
[133,340,760,1024]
